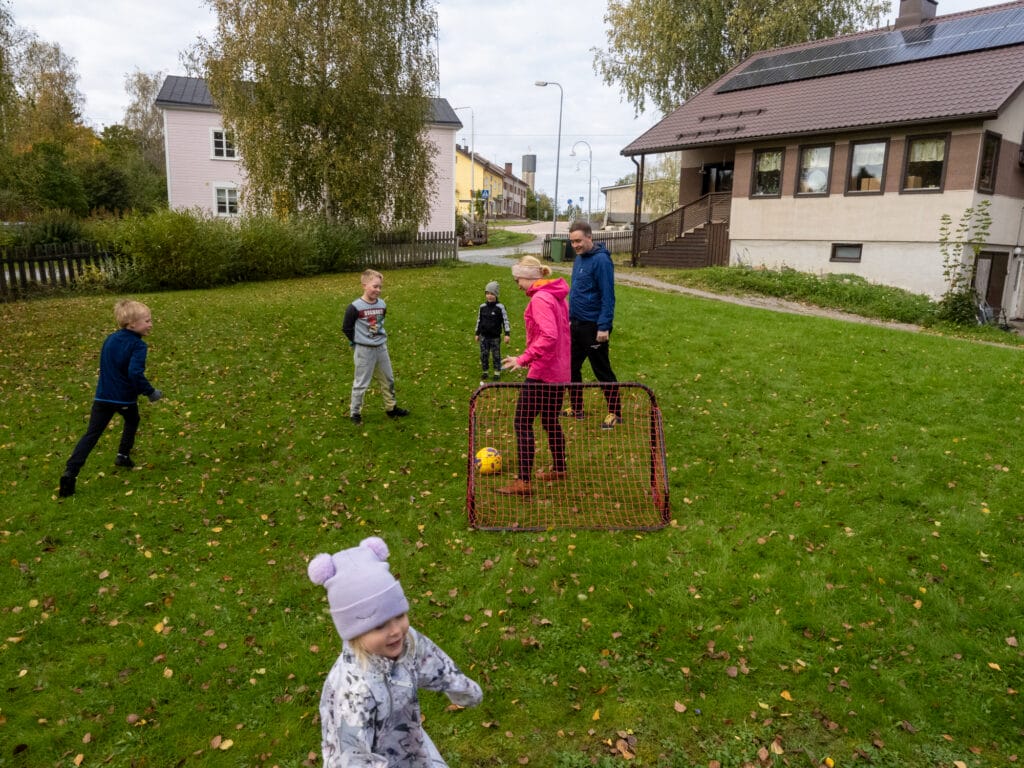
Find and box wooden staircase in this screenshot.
[634,192,731,268]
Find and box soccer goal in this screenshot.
[467,382,670,531]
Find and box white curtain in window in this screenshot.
[803,146,831,168]
[909,138,944,163]
[757,151,782,172]
[853,143,886,166]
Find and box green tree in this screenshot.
[643,152,681,215]
[595,0,889,116]
[0,0,17,146]
[122,69,166,172]
[10,37,85,149]
[192,0,438,232]
[526,187,552,222]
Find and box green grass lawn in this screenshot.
[2,264,1022,767]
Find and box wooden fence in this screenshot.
[0,242,112,297]
[0,231,457,299]
[541,229,635,262]
[362,230,457,268]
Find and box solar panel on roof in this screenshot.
[717,5,1024,93]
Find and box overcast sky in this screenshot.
[9,0,995,213]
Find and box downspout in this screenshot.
[630,155,645,267]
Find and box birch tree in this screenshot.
[193,0,438,231]
[595,0,889,116]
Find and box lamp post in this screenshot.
[570,139,592,225]
[534,81,563,236]
[453,106,475,224]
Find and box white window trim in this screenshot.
[211,128,238,160]
[214,184,240,217]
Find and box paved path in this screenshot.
[457,223,923,333]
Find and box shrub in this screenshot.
[21,209,84,244]
[110,209,239,291]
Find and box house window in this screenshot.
[212,129,237,159]
[977,131,1000,193]
[215,186,239,216]
[830,243,862,263]
[903,134,948,191]
[847,140,887,193]
[797,144,833,196]
[751,148,783,197]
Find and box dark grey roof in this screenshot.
[155,75,214,109]
[155,75,462,127]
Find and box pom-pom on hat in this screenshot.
[307,536,410,640]
[485,280,500,298]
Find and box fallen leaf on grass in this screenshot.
[780,690,793,701]
[673,701,687,713]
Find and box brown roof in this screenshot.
[622,0,1024,156]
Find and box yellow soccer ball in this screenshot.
[474,447,502,475]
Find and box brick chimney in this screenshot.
[505,163,512,175]
[895,0,937,28]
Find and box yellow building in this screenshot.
[455,145,528,219]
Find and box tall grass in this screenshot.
[1,265,1021,767]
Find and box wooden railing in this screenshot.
[636,193,732,256]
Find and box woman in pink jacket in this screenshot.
[498,255,571,495]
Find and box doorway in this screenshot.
[701,162,734,196]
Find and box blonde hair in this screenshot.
[361,269,383,284]
[511,255,551,281]
[349,625,416,668]
[114,299,150,328]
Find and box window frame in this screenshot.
[214,185,239,217]
[795,143,834,197]
[830,243,863,263]
[750,147,785,199]
[211,128,237,160]
[901,133,949,193]
[846,139,889,195]
[976,131,1001,194]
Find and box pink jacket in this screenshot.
[516,277,571,383]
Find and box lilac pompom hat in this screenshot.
[307,536,410,641]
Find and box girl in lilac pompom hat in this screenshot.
[307,536,482,767]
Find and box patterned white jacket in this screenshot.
[318,627,483,767]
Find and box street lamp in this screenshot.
[453,106,475,224]
[534,80,563,237]
[570,139,592,225]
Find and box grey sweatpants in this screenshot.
[350,343,397,414]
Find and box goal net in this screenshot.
[467,382,670,531]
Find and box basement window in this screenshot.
[830,243,862,263]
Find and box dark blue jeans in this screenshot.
[64,401,140,477]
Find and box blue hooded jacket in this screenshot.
[94,328,156,405]
[568,242,615,331]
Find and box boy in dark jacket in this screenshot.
[59,299,163,497]
[474,280,510,383]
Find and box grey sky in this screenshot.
[9,0,992,212]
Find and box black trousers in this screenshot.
[513,380,566,481]
[479,337,502,373]
[567,320,620,417]
[64,401,140,477]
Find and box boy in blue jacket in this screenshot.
[59,299,163,497]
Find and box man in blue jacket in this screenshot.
[565,221,621,430]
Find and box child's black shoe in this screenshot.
[115,453,135,468]
[386,407,410,418]
[58,475,76,497]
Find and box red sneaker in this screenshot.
[496,479,532,496]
